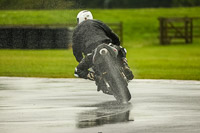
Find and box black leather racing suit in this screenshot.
[72,19,133,94]
[72,19,120,63]
[72,19,123,79]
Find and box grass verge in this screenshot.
[1,43,200,80]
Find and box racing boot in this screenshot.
[122,58,134,80]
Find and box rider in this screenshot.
[72,10,134,94]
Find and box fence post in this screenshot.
[159,17,167,44]
[185,17,189,43]
[190,18,193,43]
[120,21,123,45]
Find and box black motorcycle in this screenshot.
[92,44,131,103]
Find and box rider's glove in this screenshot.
[74,67,79,78]
[87,72,95,81]
[74,67,89,79]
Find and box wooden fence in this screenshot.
[0,22,123,49]
[158,17,200,44]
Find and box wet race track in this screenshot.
[0,77,200,133]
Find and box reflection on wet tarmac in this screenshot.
[1,77,200,133]
[77,101,133,128]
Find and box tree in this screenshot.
[0,0,75,9]
[1,0,200,9]
[172,0,200,7]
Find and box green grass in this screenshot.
[1,7,200,47]
[0,49,78,78]
[128,44,200,80]
[0,7,200,80]
[1,44,200,80]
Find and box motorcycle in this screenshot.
[92,43,131,103]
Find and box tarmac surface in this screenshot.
[0,77,200,133]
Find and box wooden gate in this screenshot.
[158,17,200,44]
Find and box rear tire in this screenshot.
[105,59,131,103]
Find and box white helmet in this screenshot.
[77,10,93,24]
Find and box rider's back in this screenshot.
[72,19,112,62]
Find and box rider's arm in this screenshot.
[72,44,83,62]
[107,30,120,46]
[74,54,94,80]
[97,20,120,46]
[72,30,84,62]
